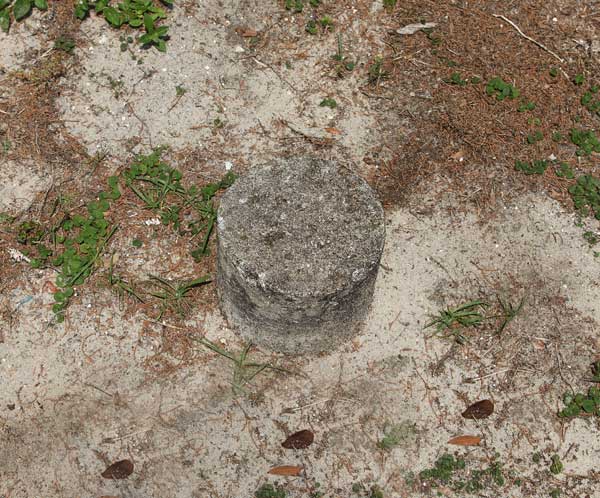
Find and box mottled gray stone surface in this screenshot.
[216,157,385,354]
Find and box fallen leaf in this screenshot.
[462,399,494,420]
[397,22,437,35]
[448,435,482,446]
[282,429,314,449]
[450,150,465,161]
[101,459,134,479]
[43,280,59,293]
[235,27,258,37]
[324,127,341,135]
[268,465,303,476]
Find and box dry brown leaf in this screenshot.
[101,459,134,479]
[268,465,303,476]
[281,429,314,449]
[448,435,482,446]
[462,399,494,420]
[324,127,341,135]
[450,150,465,160]
[235,27,258,37]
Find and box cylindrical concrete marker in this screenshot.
[216,157,385,354]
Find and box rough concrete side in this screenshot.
[216,157,385,354]
[217,243,379,353]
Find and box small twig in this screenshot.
[492,14,564,63]
[463,368,511,384]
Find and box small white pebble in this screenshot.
[224,161,233,170]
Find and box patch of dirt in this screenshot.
[2,1,600,497]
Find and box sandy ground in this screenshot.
[2,1,600,497]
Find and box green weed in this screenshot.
[583,231,598,245]
[319,97,337,109]
[383,0,396,7]
[515,159,548,175]
[332,34,355,76]
[0,0,48,33]
[367,56,388,85]
[494,296,525,335]
[518,101,536,112]
[319,15,333,29]
[425,300,488,344]
[123,149,235,260]
[486,77,520,101]
[17,176,121,322]
[193,337,290,394]
[568,174,600,219]
[147,274,210,320]
[422,27,441,46]
[559,386,600,418]
[75,0,172,52]
[549,67,558,77]
[573,73,585,86]
[18,150,233,322]
[526,130,543,144]
[419,454,508,493]
[555,162,574,179]
[106,253,144,305]
[284,0,303,13]
[255,483,287,498]
[377,420,417,451]
[570,128,600,156]
[54,35,75,53]
[581,85,600,116]
[444,72,467,86]
[351,483,385,498]
[549,454,563,475]
[305,19,317,34]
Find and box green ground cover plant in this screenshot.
[1,0,173,51]
[16,149,234,323]
[419,454,509,494]
[486,77,519,100]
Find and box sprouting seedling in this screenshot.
[368,56,388,85]
[168,85,187,111]
[485,77,520,100]
[518,101,536,112]
[319,15,333,30]
[549,455,563,475]
[491,296,525,334]
[192,337,291,394]
[515,159,548,175]
[332,34,355,75]
[319,97,337,109]
[107,253,144,307]
[285,0,303,13]
[139,13,169,52]
[425,300,488,344]
[444,72,467,86]
[54,35,76,53]
[146,274,211,319]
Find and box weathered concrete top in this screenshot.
[217,157,385,301]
